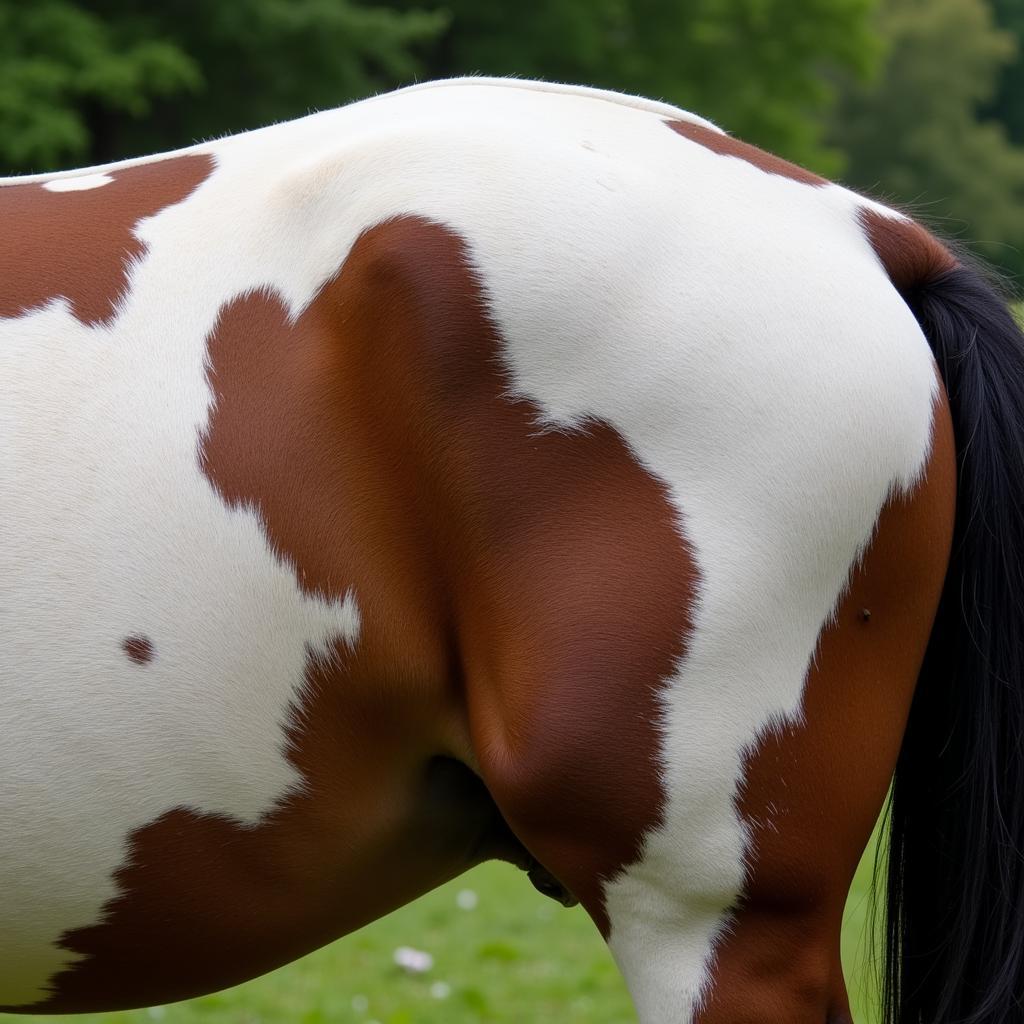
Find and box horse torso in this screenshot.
[0,79,952,1019]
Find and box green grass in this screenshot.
[842,821,886,1023]
[4,864,635,1024]
[4,835,885,1024]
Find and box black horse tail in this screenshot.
[882,249,1024,1022]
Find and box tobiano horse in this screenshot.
[2,77,1024,1024]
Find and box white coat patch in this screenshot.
[42,173,114,192]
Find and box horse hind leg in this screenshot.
[375,209,956,1020]
[471,392,954,1023]
[621,397,953,1023]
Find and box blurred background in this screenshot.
[1,0,1023,283]
[1,3,1021,1022]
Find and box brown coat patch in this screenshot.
[0,155,212,326]
[121,636,154,665]
[696,387,956,1022]
[33,646,500,1011]
[30,216,695,1010]
[860,209,957,292]
[667,121,827,187]
[198,215,697,931]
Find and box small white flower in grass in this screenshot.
[350,994,369,1013]
[456,888,478,910]
[430,981,452,1000]
[393,945,434,972]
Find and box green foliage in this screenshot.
[0,0,879,174]
[119,1,448,153]
[0,2,200,168]
[392,0,881,172]
[985,0,1024,145]
[830,0,1024,281]
[0,0,447,171]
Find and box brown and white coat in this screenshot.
[1,78,956,1022]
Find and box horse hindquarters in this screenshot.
[465,391,955,1023]
[387,206,956,1018]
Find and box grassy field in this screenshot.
[3,835,884,1024]
[9,306,1020,1024]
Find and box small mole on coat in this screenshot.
[123,635,155,665]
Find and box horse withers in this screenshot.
[3,78,1023,1023]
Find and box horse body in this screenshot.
[1,78,1015,1022]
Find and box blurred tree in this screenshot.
[984,0,1024,145]
[390,0,881,174]
[0,3,199,168]
[0,0,882,175]
[0,0,447,171]
[829,0,1024,281]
